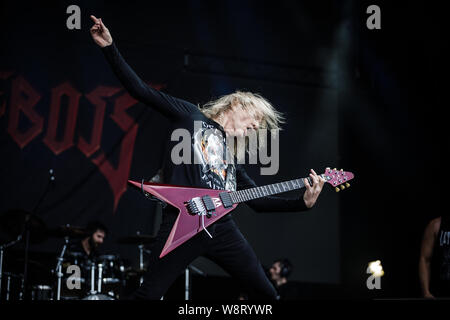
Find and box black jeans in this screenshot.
[132,211,277,300]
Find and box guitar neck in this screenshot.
[229,175,325,204]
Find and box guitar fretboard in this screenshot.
[229,175,325,203]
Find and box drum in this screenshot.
[59,253,125,300]
[82,293,114,300]
[59,252,87,300]
[31,285,53,300]
[97,254,124,298]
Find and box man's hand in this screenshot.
[303,169,325,208]
[90,15,113,47]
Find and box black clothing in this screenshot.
[68,239,99,260]
[101,42,310,299]
[276,282,301,300]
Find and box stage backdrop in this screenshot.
[0,0,342,284]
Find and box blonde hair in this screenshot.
[199,91,285,159]
[200,91,285,130]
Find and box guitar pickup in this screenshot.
[202,195,216,212]
[219,192,233,208]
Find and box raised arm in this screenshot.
[90,15,197,120]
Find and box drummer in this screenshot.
[69,221,108,259]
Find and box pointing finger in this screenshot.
[90,15,99,23]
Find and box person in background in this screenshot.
[419,214,450,298]
[70,220,108,259]
[269,258,300,299]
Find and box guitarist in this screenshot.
[90,15,326,299]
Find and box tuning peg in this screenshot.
[335,187,340,192]
[345,182,350,188]
[340,185,345,190]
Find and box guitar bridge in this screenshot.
[186,197,213,239]
[187,197,209,215]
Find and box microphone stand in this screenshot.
[184,265,206,300]
[0,235,22,301]
[21,169,55,299]
[55,236,69,301]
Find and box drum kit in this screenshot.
[0,210,156,301]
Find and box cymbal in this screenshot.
[0,210,47,244]
[98,254,119,261]
[117,234,156,245]
[47,225,89,238]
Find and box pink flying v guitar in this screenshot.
[128,168,354,258]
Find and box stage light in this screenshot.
[368,260,384,277]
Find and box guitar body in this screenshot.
[128,180,237,258]
[128,168,354,258]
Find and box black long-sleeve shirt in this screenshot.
[101,42,309,214]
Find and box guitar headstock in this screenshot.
[322,167,355,192]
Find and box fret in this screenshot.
[291,180,297,188]
[272,184,277,194]
[231,176,311,204]
[260,186,266,196]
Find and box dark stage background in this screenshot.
[0,0,448,300]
